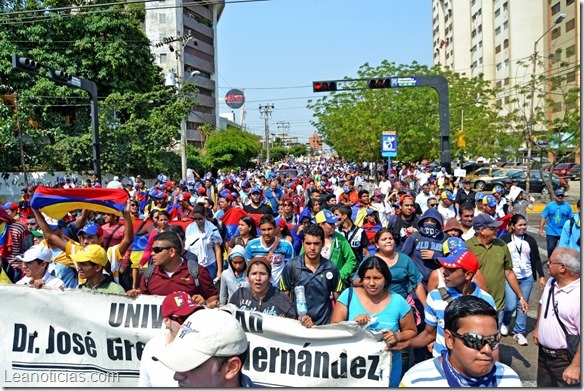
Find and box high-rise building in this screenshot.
[145,1,224,147]
[432,0,580,161]
[542,1,580,123]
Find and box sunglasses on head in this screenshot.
[450,330,500,351]
[152,246,173,254]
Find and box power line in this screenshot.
[0,0,270,26]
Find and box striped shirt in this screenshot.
[399,357,522,387]
[245,238,294,286]
[425,283,496,357]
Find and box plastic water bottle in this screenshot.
[294,286,308,318]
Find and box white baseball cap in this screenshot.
[16,245,52,263]
[153,309,248,372]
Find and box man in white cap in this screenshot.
[16,245,64,290]
[106,176,123,189]
[153,308,253,387]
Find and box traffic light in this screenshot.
[12,54,42,74]
[50,69,72,83]
[368,78,391,89]
[457,129,466,148]
[312,81,337,92]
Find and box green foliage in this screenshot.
[205,127,261,170]
[307,61,509,162]
[268,146,288,162]
[288,144,308,157]
[0,0,188,177]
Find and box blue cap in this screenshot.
[483,195,497,207]
[475,192,485,201]
[315,210,339,224]
[366,208,376,215]
[440,191,455,201]
[47,219,66,230]
[251,186,262,194]
[555,188,565,196]
[79,222,102,236]
[343,186,350,193]
[494,188,504,194]
[442,237,467,256]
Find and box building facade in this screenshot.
[145,0,224,147]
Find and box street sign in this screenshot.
[390,77,418,88]
[381,133,398,157]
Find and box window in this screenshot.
[495,26,501,35]
[551,2,561,14]
[159,13,166,23]
[496,80,502,88]
[503,39,509,49]
[479,40,483,48]
[471,45,477,53]
[552,27,561,39]
[566,0,575,5]
[495,44,501,54]
[472,29,477,37]
[504,59,510,67]
[496,62,502,71]
[478,24,482,33]
[495,8,500,17]
[566,70,576,82]
[160,53,167,64]
[496,99,502,106]
[566,44,575,57]
[552,101,562,112]
[503,21,508,29]
[565,18,575,32]
[479,57,483,64]
[504,77,510,85]
[503,1,508,10]
[471,61,477,68]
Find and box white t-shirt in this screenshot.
[16,270,64,289]
[138,333,178,387]
[378,179,392,195]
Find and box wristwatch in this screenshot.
[519,296,525,301]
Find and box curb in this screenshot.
[531,203,578,213]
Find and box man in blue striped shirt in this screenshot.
[392,249,495,358]
[400,296,522,387]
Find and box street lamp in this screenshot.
[526,13,567,193]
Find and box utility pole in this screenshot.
[259,104,274,162]
[277,121,290,148]
[15,92,28,188]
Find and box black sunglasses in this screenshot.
[556,194,565,197]
[152,246,173,254]
[428,203,438,207]
[169,315,186,325]
[450,330,500,351]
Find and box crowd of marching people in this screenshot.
[1,155,580,387]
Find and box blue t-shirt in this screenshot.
[337,288,411,387]
[245,237,294,286]
[541,201,574,237]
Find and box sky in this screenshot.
[217,0,433,144]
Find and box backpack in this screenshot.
[144,257,200,288]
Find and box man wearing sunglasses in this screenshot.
[139,291,203,387]
[539,189,574,260]
[400,295,522,387]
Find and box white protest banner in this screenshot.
[0,285,391,387]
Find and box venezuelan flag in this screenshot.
[130,234,149,269]
[220,207,249,241]
[497,213,514,238]
[31,186,129,220]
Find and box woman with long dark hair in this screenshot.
[331,256,417,387]
[500,214,545,346]
[227,216,258,254]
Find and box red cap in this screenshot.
[161,291,201,318]
[165,180,174,190]
[181,192,191,201]
[437,250,479,274]
[198,187,206,195]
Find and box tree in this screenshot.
[205,127,261,169]
[307,61,508,163]
[502,47,580,194]
[288,144,308,157]
[0,0,191,177]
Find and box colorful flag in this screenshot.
[31,186,129,220]
[220,207,249,241]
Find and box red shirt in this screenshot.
[139,259,218,299]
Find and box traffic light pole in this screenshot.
[313,75,452,174]
[12,54,101,182]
